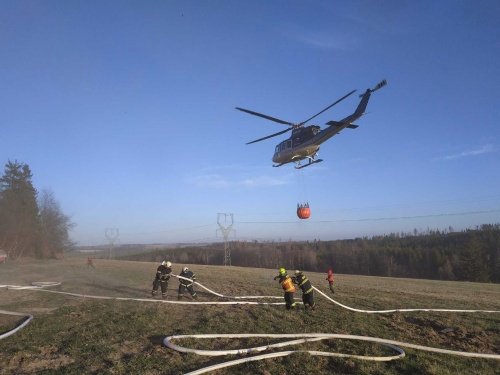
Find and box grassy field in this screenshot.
[1,257,499,374]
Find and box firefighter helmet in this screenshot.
[183,267,189,272]
[278,267,286,276]
[166,261,172,267]
[161,260,166,266]
[295,270,301,275]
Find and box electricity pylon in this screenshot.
[216,213,233,266]
[105,228,119,259]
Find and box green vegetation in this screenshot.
[0,160,74,259]
[1,258,499,374]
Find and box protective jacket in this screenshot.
[179,270,196,286]
[293,273,313,294]
[277,275,296,293]
[326,269,334,283]
[155,265,172,281]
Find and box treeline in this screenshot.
[0,160,74,259]
[120,225,500,283]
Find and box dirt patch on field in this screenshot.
[7,345,74,373]
[107,340,143,362]
[380,314,498,354]
[404,315,498,353]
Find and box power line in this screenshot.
[116,224,215,238]
[235,208,500,225]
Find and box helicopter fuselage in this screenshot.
[272,115,358,165]
[272,126,321,164]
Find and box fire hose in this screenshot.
[1,277,499,374]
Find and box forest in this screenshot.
[121,224,500,283]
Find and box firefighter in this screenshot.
[293,270,315,311]
[326,267,335,293]
[178,266,197,299]
[273,267,296,310]
[152,260,172,299]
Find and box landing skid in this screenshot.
[295,159,323,169]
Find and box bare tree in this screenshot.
[39,189,75,258]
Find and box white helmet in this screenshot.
[183,267,188,272]
[166,261,172,267]
[161,260,166,266]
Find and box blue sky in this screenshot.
[1,1,499,245]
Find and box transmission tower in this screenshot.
[217,213,233,266]
[105,228,119,259]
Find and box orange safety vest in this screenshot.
[326,270,334,282]
[280,276,296,293]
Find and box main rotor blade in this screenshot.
[236,107,293,126]
[246,127,292,145]
[299,89,357,125]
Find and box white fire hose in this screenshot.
[163,332,500,375]
[0,282,60,340]
[0,309,33,340]
[1,276,499,374]
[164,276,500,373]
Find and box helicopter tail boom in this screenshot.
[310,80,387,147]
[339,79,387,124]
[326,121,359,129]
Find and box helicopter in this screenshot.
[236,79,387,169]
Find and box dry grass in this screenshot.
[1,257,499,374]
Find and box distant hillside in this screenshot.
[74,242,211,257]
[119,224,500,283]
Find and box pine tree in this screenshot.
[459,235,490,282]
[0,160,41,258]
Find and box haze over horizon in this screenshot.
[2,1,500,246]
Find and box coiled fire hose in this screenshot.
[165,277,500,373]
[0,282,60,340]
[1,277,499,374]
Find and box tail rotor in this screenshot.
[371,79,387,92]
[359,79,387,97]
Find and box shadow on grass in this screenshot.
[149,335,167,346]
